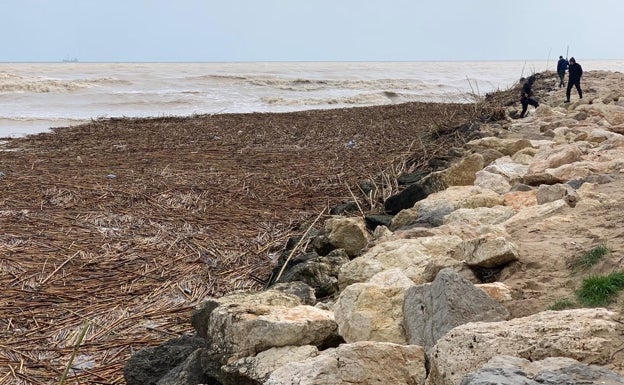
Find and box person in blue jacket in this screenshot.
[520,75,539,118]
[566,57,583,103]
[556,56,569,87]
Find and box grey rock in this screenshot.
[269,281,317,305]
[403,268,508,350]
[364,214,394,231]
[275,249,350,298]
[123,334,206,385]
[536,363,624,384]
[461,362,624,385]
[384,180,432,215]
[536,183,577,205]
[461,368,540,385]
[156,349,208,385]
[521,173,564,186]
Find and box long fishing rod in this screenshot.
[546,47,552,70]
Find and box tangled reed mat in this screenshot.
[0,101,498,384]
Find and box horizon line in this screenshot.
[1,58,623,64]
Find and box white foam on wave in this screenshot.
[0,72,130,93]
[262,92,398,107]
[188,72,433,93]
[261,90,473,108]
[250,77,427,92]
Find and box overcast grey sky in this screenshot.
[2,0,622,62]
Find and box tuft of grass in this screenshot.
[548,298,576,310]
[576,271,624,307]
[571,243,610,271]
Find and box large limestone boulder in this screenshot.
[208,304,337,359]
[337,235,464,288]
[390,186,504,230]
[527,144,584,174]
[191,290,303,338]
[265,341,427,385]
[333,283,408,344]
[502,199,568,228]
[483,156,529,184]
[324,216,371,257]
[190,290,338,360]
[426,153,485,189]
[456,236,519,268]
[403,268,508,351]
[586,127,624,143]
[577,103,624,126]
[473,170,512,194]
[547,159,623,181]
[426,309,624,385]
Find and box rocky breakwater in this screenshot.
[124,70,624,385]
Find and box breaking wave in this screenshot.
[188,73,425,92]
[262,91,408,107]
[0,72,131,93]
[250,78,422,92]
[261,90,476,108]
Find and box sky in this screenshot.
[2,0,622,62]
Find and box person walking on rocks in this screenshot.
[520,75,539,118]
[566,57,583,102]
[557,56,568,87]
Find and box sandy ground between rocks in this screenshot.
[502,173,624,318]
[498,71,624,319]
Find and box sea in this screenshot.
[1,60,622,138]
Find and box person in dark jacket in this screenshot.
[556,56,568,87]
[520,75,539,118]
[566,57,583,102]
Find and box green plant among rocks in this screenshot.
[576,271,624,307]
[570,243,611,271]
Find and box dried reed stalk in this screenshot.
[0,101,485,384]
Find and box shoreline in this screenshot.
[3,60,622,139]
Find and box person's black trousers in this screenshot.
[566,80,582,101]
[520,97,539,118]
